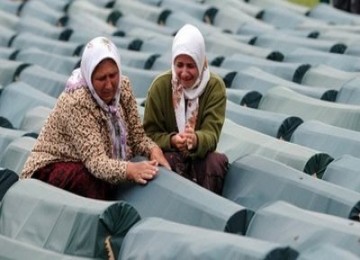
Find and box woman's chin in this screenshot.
[181,82,194,89]
[101,97,113,104]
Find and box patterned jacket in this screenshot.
[21,76,156,184]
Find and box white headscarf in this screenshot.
[171,24,210,133]
[65,36,127,159]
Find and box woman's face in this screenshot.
[174,54,199,89]
[91,58,119,104]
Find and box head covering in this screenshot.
[171,24,210,133]
[65,36,127,159]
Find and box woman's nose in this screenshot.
[104,77,112,88]
[180,68,189,76]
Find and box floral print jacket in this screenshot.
[21,76,156,184]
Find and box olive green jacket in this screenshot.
[143,70,226,159]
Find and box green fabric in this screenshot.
[143,70,227,158]
[223,154,360,220]
[337,78,360,105]
[307,3,358,25]
[246,201,360,256]
[17,65,72,99]
[0,234,98,260]
[0,169,17,202]
[218,118,321,170]
[119,217,299,260]
[0,60,27,87]
[226,89,262,108]
[277,116,303,141]
[298,244,359,260]
[121,65,159,98]
[253,33,341,55]
[323,155,360,193]
[221,53,303,82]
[0,179,140,259]
[0,127,26,153]
[0,81,56,129]
[0,136,35,175]
[15,47,79,77]
[256,7,310,29]
[116,158,252,235]
[206,32,276,59]
[258,86,360,132]
[303,153,334,179]
[226,99,303,140]
[19,106,52,134]
[291,120,360,161]
[0,116,14,129]
[300,64,355,90]
[230,66,337,101]
[285,48,360,73]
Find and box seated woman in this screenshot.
[21,36,170,200]
[143,24,228,195]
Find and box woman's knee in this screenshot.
[206,152,229,174]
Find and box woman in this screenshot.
[21,36,170,200]
[143,24,228,195]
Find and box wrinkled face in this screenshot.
[91,58,119,104]
[174,54,199,89]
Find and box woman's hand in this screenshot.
[126,160,158,184]
[184,124,198,150]
[171,133,188,152]
[150,146,171,170]
[171,125,198,152]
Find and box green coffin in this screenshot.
[0,179,140,259]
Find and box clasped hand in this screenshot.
[171,124,197,152]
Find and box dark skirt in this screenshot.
[164,151,229,195]
[32,162,116,200]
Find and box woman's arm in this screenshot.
[191,75,227,158]
[143,74,177,150]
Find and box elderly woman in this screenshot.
[21,36,170,200]
[143,24,228,194]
